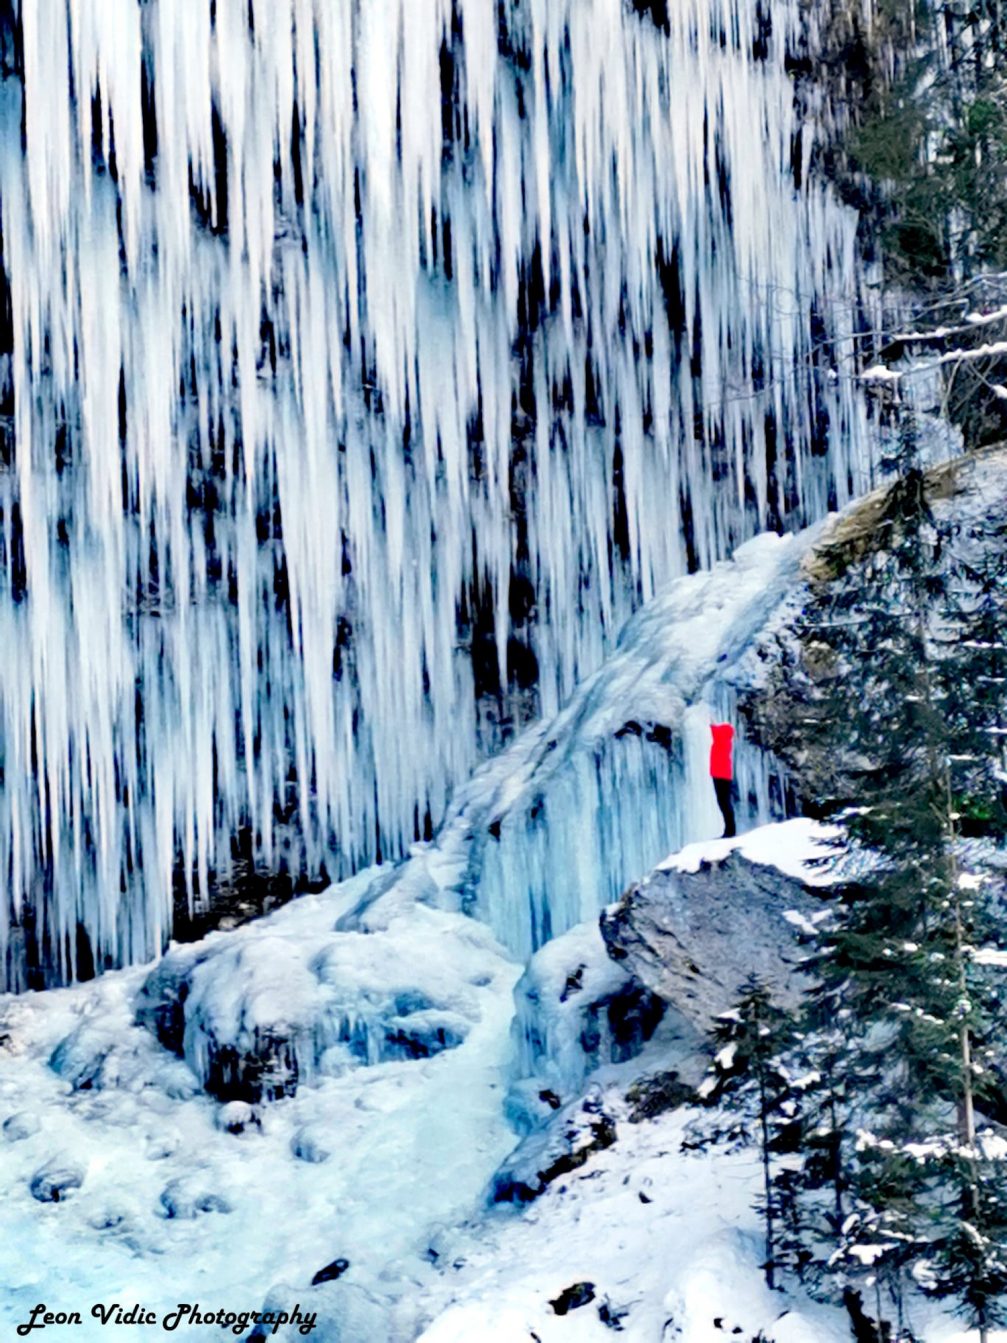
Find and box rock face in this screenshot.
[735,445,1007,810]
[600,843,824,1035]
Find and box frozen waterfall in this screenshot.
[0,0,873,986]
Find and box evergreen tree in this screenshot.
[691,420,1007,1332]
[939,513,1007,836]
[791,416,1007,1339]
[687,978,800,1289]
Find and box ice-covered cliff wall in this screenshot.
[0,0,872,985]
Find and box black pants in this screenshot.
[714,777,736,838]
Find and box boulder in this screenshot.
[601,843,823,1034]
[736,445,1007,813]
[135,947,211,1057]
[135,906,485,1104]
[215,1100,260,1135]
[48,1018,162,1093]
[311,1258,350,1286]
[550,1282,596,1315]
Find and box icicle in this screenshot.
[0,0,875,986]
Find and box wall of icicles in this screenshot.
[0,0,872,987]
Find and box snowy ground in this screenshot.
[0,819,1000,1341]
[0,863,522,1339]
[658,816,841,884]
[417,1096,851,1343]
[416,1088,1007,1343]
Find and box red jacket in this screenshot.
[709,723,735,780]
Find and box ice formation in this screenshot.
[0,0,873,984]
[457,531,809,961]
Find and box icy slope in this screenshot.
[458,530,819,960]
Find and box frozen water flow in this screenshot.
[0,0,871,984]
[463,531,810,959]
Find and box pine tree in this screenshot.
[939,513,1007,837]
[791,415,1007,1338]
[688,978,800,1289]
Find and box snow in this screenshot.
[511,919,638,1102]
[783,909,831,937]
[862,363,904,382]
[974,948,1007,967]
[0,853,523,1338]
[0,477,857,1332]
[0,806,841,1341]
[470,532,820,960]
[658,816,842,886]
[0,1,1004,1338]
[863,340,1007,389]
[715,1042,739,1070]
[1,806,996,1340]
[847,1243,894,1265]
[416,1099,851,1343]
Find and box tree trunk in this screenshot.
[842,1287,888,1343]
[945,773,988,1343]
[758,1069,775,1290]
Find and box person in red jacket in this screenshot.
[710,722,736,838]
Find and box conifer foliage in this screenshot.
[691,979,800,1290]
[697,419,1007,1339]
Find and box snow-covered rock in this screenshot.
[512,919,666,1111]
[136,896,499,1102]
[158,1174,233,1220]
[492,1087,619,1204]
[29,1159,85,1203]
[215,1100,260,1135]
[2,1111,40,1142]
[291,1126,332,1165]
[600,820,834,1034]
